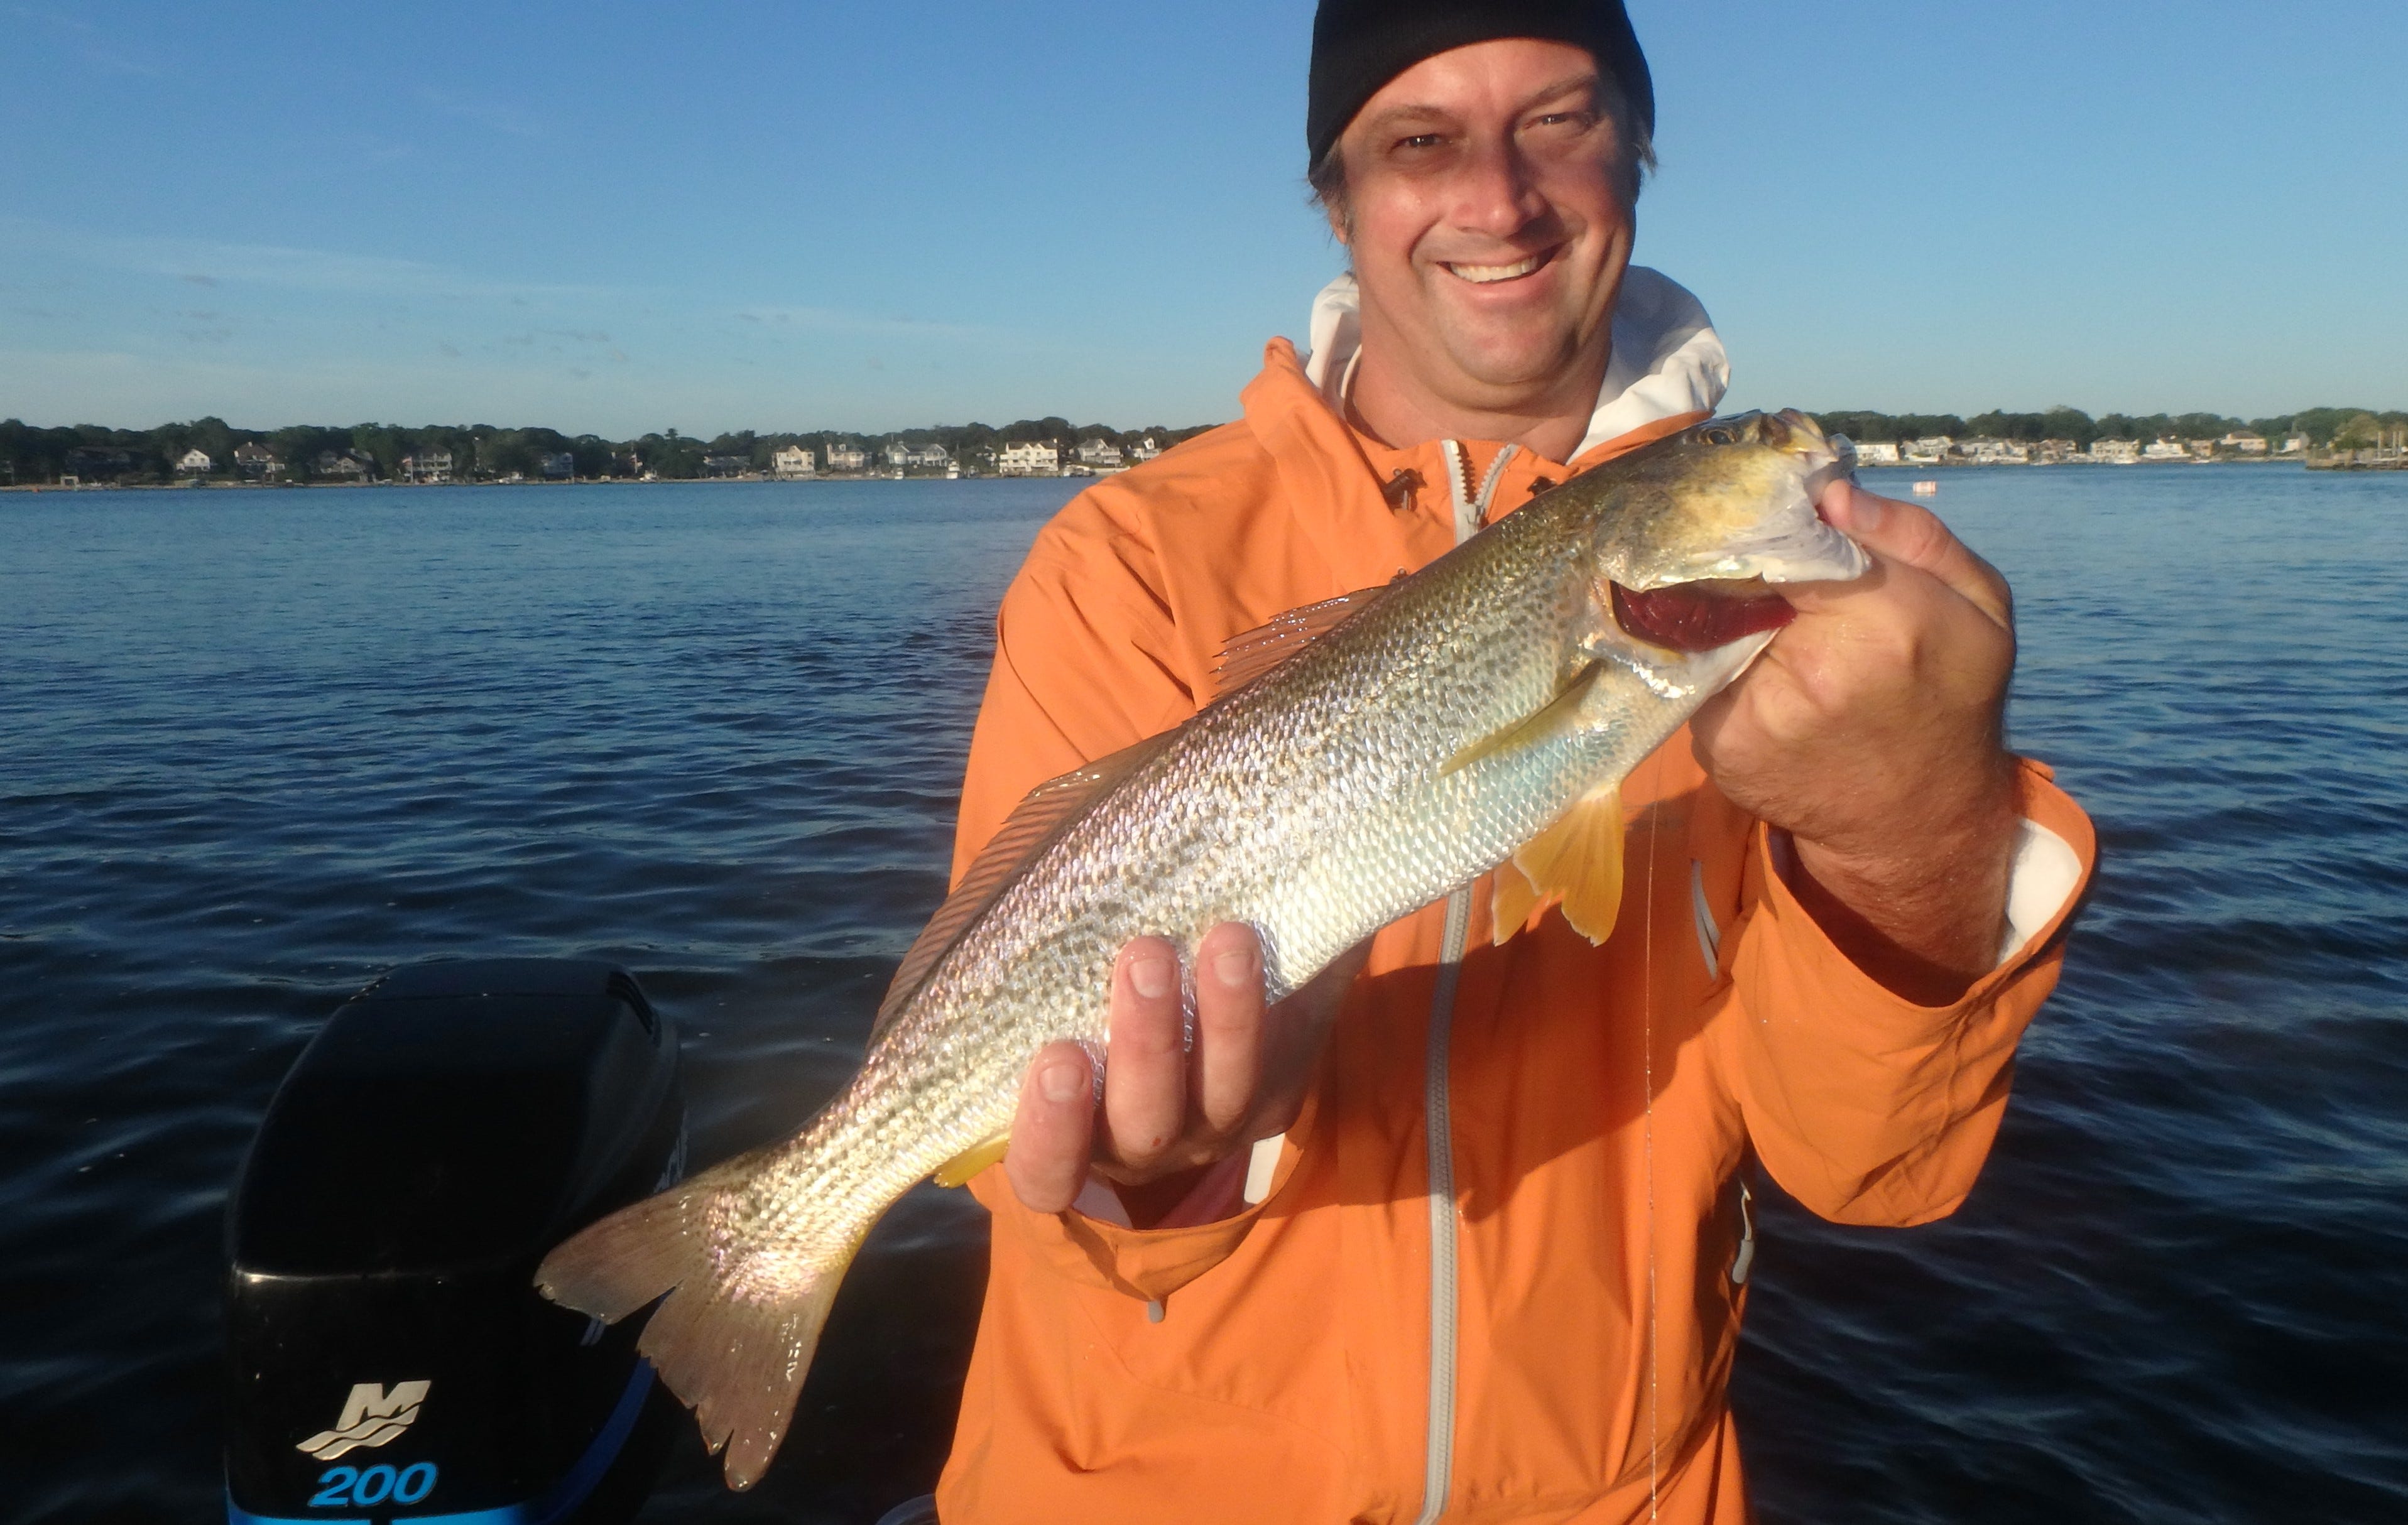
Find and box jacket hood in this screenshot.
[1299,264,1730,462]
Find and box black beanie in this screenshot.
[1306,0,1653,168]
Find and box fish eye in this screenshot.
[1700,427,1735,447]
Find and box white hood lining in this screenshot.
[1299,265,1732,461]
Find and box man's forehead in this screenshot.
[1353,64,1603,130]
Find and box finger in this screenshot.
[1005,1041,1095,1213]
[1191,923,1267,1139]
[1099,936,1186,1173]
[1818,480,2012,630]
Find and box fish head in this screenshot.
[1576,409,1872,694]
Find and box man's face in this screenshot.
[1331,38,1636,409]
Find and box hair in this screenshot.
[1306,70,1655,232]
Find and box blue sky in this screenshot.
[1,0,2398,435]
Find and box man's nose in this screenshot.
[1448,133,1547,240]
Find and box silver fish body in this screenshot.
[535,410,1867,1487]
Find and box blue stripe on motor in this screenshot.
[227,1360,656,1525]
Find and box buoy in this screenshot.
[1911,480,1939,496]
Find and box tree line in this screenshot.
[8,406,2402,486]
[0,416,1218,486]
[1811,406,2405,449]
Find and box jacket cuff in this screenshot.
[1754,756,2093,1022]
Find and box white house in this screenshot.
[914,442,951,469]
[1128,434,1165,462]
[176,448,213,474]
[2091,439,2142,464]
[1849,439,1902,465]
[1901,436,1953,464]
[771,445,815,478]
[824,442,868,472]
[2141,438,2189,461]
[401,448,454,484]
[999,440,1060,475]
[2220,430,2269,455]
[1074,437,1124,469]
[2279,433,2310,455]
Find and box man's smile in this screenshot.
[1439,246,1557,285]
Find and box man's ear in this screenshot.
[1323,197,1352,247]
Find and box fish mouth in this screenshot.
[1609,577,1795,653]
[1441,246,1557,285]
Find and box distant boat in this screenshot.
[1912,480,1939,496]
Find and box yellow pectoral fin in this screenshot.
[1444,663,1602,776]
[932,1133,1010,1188]
[1511,784,1627,945]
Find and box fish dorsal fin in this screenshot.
[871,732,1172,1043]
[1492,783,1626,946]
[1210,586,1389,700]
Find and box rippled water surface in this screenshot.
[4,468,2404,1523]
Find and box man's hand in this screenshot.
[1006,924,1366,1221]
[1691,479,2020,1004]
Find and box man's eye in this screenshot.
[1395,133,1446,151]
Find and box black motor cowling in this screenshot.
[225,959,684,1525]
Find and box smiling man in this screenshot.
[933,3,2095,1522]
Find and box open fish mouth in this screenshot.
[1610,577,1796,653]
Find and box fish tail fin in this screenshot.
[535,1153,863,1490]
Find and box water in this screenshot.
[3,467,2403,1523]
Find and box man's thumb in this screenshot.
[1820,481,2012,629]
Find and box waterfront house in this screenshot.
[915,442,951,469]
[1850,440,1902,465]
[540,452,575,480]
[771,445,815,478]
[1128,434,1165,462]
[176,448,213,474]
[824,442,869,472]
[1901,436,1953,465]
[1964,438,2029,465]
[700,453,751,478]
[2279,433,2309,456]
[234,443,278,480]
[2221,430,2269,455]
[1000,440,1061,476]
[1075,437,1125,469]
[2141,438,2188,462]
[2091,439,2142,464]
[314,449,373,480]
[2033,439,2082,464]
[401,448,453,484]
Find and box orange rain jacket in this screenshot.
[934,285,2096,1525]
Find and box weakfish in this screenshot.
[536,409,1868,1486]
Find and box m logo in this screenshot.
[296,1381,431,1460]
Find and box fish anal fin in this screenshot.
[1491,857,1549,945]
[872,732,1174,1043]
[932,1133,1010,1188]
[1510,783,1626,945]
[1210,586,1390,700]
[1444,662,1603,776]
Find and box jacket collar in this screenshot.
[1297,264,1730,466]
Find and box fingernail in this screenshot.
[1214,946,1256,987]
[1040,1060,1085,1102]
[1131,955,1174,1000]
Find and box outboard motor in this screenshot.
[224,960,685,1524]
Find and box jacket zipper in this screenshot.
[1412,442,1517,1525]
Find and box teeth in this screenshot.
[1446,254,1543,284]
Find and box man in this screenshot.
[934,3,2094,1520]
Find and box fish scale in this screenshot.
[534,410,1867,1488]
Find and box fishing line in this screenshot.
[1642,750,1661,1522]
